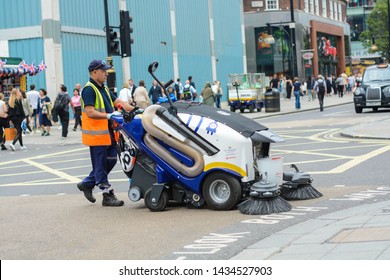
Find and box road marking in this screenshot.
[23,159,80,183]
[327,144,390,174]
[0,147,88,166]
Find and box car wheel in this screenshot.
[355,106,363,113]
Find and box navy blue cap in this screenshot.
[88,59,112,72]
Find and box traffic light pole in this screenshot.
[104,0,117,95]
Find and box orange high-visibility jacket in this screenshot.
[81,81,114,146]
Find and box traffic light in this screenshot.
[120,10,134,57]
[108,28,120,56]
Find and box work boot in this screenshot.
[102,190,124,207]
[77,182,96,203]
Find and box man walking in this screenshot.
[26,84,40,132]
[314,75,327,111]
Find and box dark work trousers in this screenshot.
[58,109,70,137]
[318,91,325,111]
[81,132,117,190]
[73,106,82,129]
[0,117,9,144]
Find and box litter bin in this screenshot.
[264,88,280,112]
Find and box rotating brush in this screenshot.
[238,173,292,215]
[280,164,323,200]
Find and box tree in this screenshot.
[359,0,389,59]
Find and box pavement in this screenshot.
[7,92,390,260]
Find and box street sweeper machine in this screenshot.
[112,62,322,215]
[228,73,265,113]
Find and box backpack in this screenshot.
[318,80,325,93]
[183,85,191,100]
[54,94,67,111]
[174,83,180,95]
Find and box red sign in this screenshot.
[302,52,314,60]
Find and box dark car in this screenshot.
[353,63,390,113]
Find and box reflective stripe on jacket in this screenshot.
[81,81,114,146]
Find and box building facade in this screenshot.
[0,0,245,101]
[244,0,350,79]
[346,0,381,73]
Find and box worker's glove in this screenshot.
[106,111,122,119]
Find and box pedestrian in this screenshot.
[21,90,32,134]
[26,84,40,132]
[128,79,137,100]
[0,93,9,150]
[8,88,27,151]
[182,80,197,101]
[118,83,133,104]
[292,77,302,109]
[38,88,52,136]
[188,76,197,100]
[201,82,215,106]
[70,88,82,131]
[301,80,307,96]
[174,78,183,100]
[212,81,223,108]
[325,75,332,97]
[313,75,327,111]
[77,59,134,207]
[133,80,150,109]
[269,74,279,90]
[331,74,337,95]
[306,76,313,101]
[148,80,162,104]
[54,84,71,140]
[285,75,293,99]
[336,74,344,97]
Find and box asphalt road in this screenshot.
[1,104,389,260]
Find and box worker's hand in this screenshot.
[106,111,122,119]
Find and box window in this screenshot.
[315,0,320,15]
[322,0,327,17]
[310,0,314,13]
[334,2,338,20]
[265,0,279,10]
[304,0,309,12]
[338,3,342,21]
[329,1,333,19]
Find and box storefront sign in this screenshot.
[302,52,314,60]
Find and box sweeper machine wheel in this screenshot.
[144,189,169,212]
[202,172,242,210]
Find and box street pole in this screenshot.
[104,0,117,95]
[290,0,297,78]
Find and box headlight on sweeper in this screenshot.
[354,87,365,96]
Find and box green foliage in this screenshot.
[360,0,390,58]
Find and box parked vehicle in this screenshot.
[228,73,264,113]
[353,63,390,113]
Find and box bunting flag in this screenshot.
[0,59,7,67]
[0,59,47,78]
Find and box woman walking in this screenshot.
[292,77,302,110]
[201,82,215,106]
[70,88,82,131]
[0,93,9,150]
[38,88,53,136]
[8,88,27,151]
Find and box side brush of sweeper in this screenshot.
[280,164,323,200]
